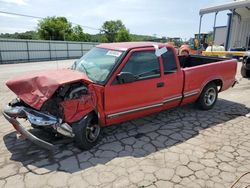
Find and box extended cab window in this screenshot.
[121,51,160,80]
[162,48,177,73]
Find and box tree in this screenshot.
[0,31,38,40]
[130,34,156,41]
[101,20,129,42]
[116,28,131,42]
[16,31,39,39]
[37,16,72,40]
[69,25,90,42]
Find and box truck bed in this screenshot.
[178,55,227,68]
[178,55,238,105]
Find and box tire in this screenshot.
[72,113,102,150]
[247,70,250,78]
[196,82,218,110]
[241,65,247,78]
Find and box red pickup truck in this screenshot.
[3,42,237,150]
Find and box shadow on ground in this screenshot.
[3,98,250,174]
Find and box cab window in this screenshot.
[121,51,160,80]
[162,48,177,73]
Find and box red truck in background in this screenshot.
[3,42,237,150]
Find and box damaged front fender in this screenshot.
[60,95,94,123]
[60,84,106,125]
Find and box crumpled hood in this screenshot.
[6,69,92,110]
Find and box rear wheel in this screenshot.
[196,82,218,110]
[72,113,101,150]
[241,65,247,78]
[241,65,250,78]
[247,70,250,77]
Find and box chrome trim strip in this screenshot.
[184,90,199,98]
[107,103,162,119]
[107,90,200,119]
[163,95,182,103]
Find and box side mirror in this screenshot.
[117,72,135,84]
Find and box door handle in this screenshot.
[156,82,164,88]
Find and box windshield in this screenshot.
[71,47,124,83]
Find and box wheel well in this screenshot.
[90,110,98,123]
[207,79,223,92]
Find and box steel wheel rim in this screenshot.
[86,122,100,143]
[204,88,216,106]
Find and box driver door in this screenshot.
[104,47,164,125]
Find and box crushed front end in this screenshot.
[3,71,97,150]
[3,99,75,151]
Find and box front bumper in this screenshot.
[2,105,74,151]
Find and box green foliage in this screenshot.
[101,20,129,42]
[0,31,39,40]
[37,17,92,42]
[100,35,109,43]
[16,31,39,39]
[0,30,159,43]
[88,34,103,42]
[1,18,160,43]
[38,16,72,40]
[69,25,90,42]
[116,28,131,42]
[130,34,157,41]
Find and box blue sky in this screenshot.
[0,0,232,39]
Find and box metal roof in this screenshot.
[200,0,250,15]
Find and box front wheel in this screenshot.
[72,113,102,150]
[196,82,218,110]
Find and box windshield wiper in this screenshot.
[71,61,77,70]
[79,62,89,75]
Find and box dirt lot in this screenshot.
[0,60,250,188]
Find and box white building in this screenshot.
[199,0,250,50]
